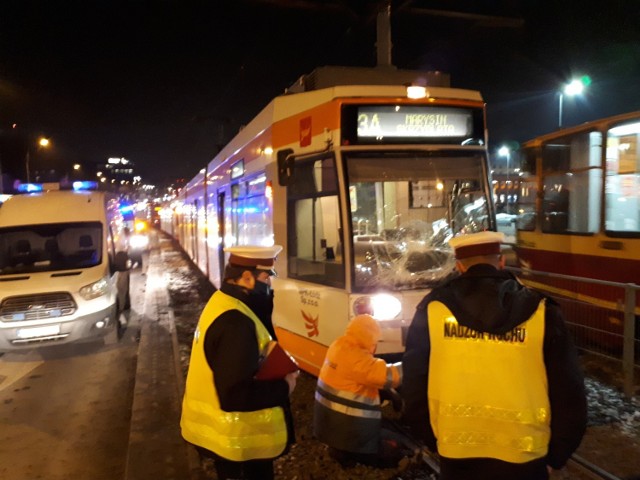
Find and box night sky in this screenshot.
[2,0,640,184]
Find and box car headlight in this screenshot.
[80,277,110,300]
[134,220,147,233]
[352,293,402,321]
[129,234,149,249]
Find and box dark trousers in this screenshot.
[196,446,274,480]
[329,426,411,469]
[439,457,549,480]
[214,457,274,480]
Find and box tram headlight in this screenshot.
[353,294,401,321]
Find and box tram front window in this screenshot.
[346,152,491,290]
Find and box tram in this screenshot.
[513,111,640,349]
[161,66,496,374]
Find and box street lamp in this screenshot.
[498,146,511,213]
[558,77,589,128]
[498,145,511,182]
[25,137,51,183]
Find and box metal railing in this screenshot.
[506,267,639,398]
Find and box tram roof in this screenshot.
[207,67,484,170]
[522,110,640,147]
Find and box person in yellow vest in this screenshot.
[181,245,298,480]
[402,231,587,480]
[314,313,405,468]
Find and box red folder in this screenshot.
[255,341,299,380]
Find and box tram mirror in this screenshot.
[277,149,295,186]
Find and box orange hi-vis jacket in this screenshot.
[427,299,551,463]
[314,314,402,454]
[180,290,287,461]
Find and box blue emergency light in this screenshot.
[120,204,135,214]
[16,183,44,193]
[72,181,98,191]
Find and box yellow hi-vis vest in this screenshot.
[180,290,287,461]
[427,299,550,464]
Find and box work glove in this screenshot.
[380,388,404,412]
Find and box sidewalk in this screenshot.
[125,236,202,480]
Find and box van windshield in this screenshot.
[0,222,103,275]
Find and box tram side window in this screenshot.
[287,156,344,288]
[541,131,602,234]
[231,175,274,246]
[605,121,640,234]
[515,149,537,231]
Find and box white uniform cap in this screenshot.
[448,231,505,260]
[224,245,283,272]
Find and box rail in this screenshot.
[506,266,639,398]
[385,418,624,480]
[569,454,624,480]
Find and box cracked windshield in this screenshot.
[346,152,491,290]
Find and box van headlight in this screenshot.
[353,293,402,321]
[80,277,110,300]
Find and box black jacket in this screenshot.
[402,264,587,479]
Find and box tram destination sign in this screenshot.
[356,106,473,139]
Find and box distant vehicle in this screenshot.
[162,66,497,375]
[513,111,640,349]
[125,219,150,268]
[0,182,131,351]
[495,212,517,239]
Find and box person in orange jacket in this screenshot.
[313,313,404,468]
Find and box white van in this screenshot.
[0,185,131,351]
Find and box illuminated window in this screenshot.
[605,121,640,234]
[230,159,244,179]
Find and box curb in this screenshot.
[124,235,202,480]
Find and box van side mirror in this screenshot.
[277,149,295,186]
[114,251,131,272]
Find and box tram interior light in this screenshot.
[609,122,640,136]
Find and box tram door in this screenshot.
[217,191,226,284]
[192,199,199,265]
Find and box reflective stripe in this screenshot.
[434,401,549,425]
[393,362,403,382]
[317,379,379,406]
[384,367,393,390]
[440,430,548,453]
[315,390,381,419]
[384,362,402,389]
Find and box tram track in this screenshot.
[567,454,625,480]
[384,417,626,480]
[164,233,640,480]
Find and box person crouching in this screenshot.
[313,314,404,468]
